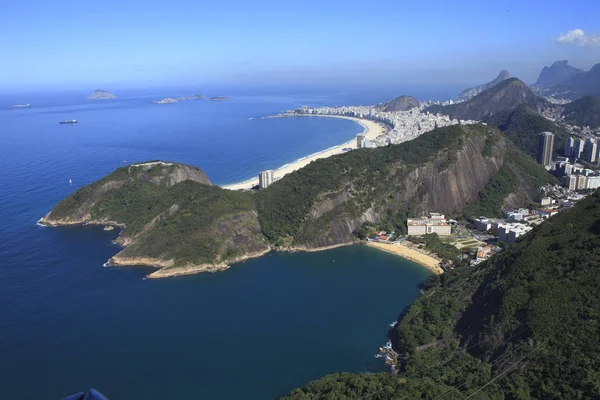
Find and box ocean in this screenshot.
[0,85,451,399]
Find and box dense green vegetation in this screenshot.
[257,124,498,245]
[47,163,266,267]
[463,147,556,218]
[562,95,600,128]
[408,233,463,265]
[282,190,600,399]
[112,180,262,265]
[485,103,569,157]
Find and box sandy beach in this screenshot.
[221,116,387,191]
[366,241,444,275]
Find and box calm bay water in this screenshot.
[0,88,434,399]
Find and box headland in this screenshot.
[221,116,387,190]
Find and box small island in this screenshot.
[153,97,179,104]
[87,89,117,100]
[208,96,229,101]
[153,94,204,104]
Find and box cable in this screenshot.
[432,298,587,400]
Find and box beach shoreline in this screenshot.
[365,241,444,275]
[221,115,388,191]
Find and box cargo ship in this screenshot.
[59,120,78,124]
[12,104,30,108]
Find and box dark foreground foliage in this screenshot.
[282,191,600,399]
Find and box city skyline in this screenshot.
[1,0,600,90]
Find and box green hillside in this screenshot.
[562,95,600,128]
[282,190,600,399]
[42,162,268,271]
[257,124,506,247]
[485,103,569,158]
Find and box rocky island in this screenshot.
[153,94,204,104]
[87,89,117,100]
[208,96,229,101]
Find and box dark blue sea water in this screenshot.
[0,87,436,399]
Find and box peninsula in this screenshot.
[87,89,117,100]
[40,120,551,278]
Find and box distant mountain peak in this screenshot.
[498,70,510,79]
[457,70,511,101]
[534,60,583,88]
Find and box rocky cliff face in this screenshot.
[257,124,510,249]
[457,70,511,102]
[296,133,505,247]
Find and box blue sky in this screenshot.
[1,0,599,90]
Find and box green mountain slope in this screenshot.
[41,161,269,277]
[562,95,600,128]
[485,103,569,157]
[257,124,507,247]
[426,78,543,121]
[42,125,554,275]
[282,190,600,399]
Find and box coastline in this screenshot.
[365,241,444,275]
[221,115,388,191]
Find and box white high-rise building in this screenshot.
[356,133,366,148]
[258,170,274,189]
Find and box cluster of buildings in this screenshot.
[552,158,600,190]
[285,104,478,148]
[473,216,533,245]
[565,136,600,163]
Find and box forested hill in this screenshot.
[425,78,543,121]
[41,123,553,275]
[485,103,569,157]
[257,123,553,248]
[257,124,506,248]
[40,161,269,277]
[282,190,600,399]
[562,95,600,128]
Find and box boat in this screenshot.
[59,120,77,124]
[12,104,30,108]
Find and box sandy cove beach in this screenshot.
[221,116,387,191]
[366,241,444,275]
